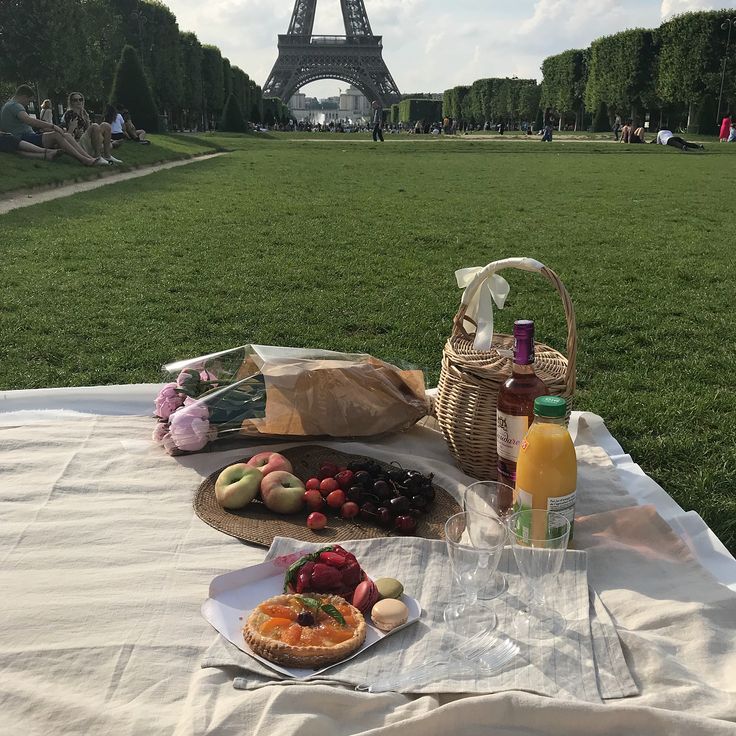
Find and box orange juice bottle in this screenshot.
[513,396,576,540]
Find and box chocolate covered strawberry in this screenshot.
[284,545,369,599]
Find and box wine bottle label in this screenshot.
[496,411,529,462]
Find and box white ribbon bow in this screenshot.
[455,258,545,351]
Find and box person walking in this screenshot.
[371,100,384,142]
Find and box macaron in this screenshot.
[375,577,404,600]
[352,579,380,614]
[370,598,409,632]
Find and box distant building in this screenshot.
[339,87,371,123]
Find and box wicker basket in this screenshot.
[435,258,576,480]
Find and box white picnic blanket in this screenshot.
[0,386,735,735]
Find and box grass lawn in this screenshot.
[1,133,734,553]
[0,133,223,194]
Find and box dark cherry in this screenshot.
[390,495,410,514]
[354,470,372,489]
[373,480,391,495]
[394,515,418,534]
[297,611,315,627]
[420,485,436,502]
[376,506,394,528]
[410,495,428,511]
[389,469,406,483]
[347,461,370,472]
[361,493,380,507]
[347,486,364,503]
[408,508,423,519]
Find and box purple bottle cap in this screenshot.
[513,320,535,365]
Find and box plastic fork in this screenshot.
[355,629,520,693]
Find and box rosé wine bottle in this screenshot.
[496,320,548,512]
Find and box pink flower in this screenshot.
[152,422,170,444]
[168,402,211,452]
[154,382,184,420]
[177,369,200,388]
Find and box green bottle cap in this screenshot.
[534,395,567,418]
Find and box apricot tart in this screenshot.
[243,593,367,668]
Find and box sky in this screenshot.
[163,0,735,99]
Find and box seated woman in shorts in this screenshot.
[0,131,61,160]
[105,105,127,142]
[62,93,123,164]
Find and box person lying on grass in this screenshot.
[0,131,61,161]
[651,127,704,152]
[63,92,122,164]
[0,84,109,166]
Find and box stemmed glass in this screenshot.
[506,509,571,639]
[444,511,508,634]
[462,481,515,600]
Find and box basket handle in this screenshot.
[453,258,576,395]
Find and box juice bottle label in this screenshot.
[547,490,576,537]
[496,411,529,462]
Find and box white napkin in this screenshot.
[202,536,637,700]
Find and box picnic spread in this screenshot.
[2,259,736,735]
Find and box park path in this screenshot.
[0,152,226,215]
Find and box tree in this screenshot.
[220,93,246,132]
[222,57,232,103]
[541,49,587,130]
[180,31,203,130]
[656,10,736,133]
[201,44,224,127]
[592,102,609,132]
[109,44,159,131]
[136,1,183,118]
[398,99,442,126]
[585,30,658,124]
[0,0,82,107]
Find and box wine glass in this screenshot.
[462,481,515,600]
[507,509,571,639]
[444,511,508,634]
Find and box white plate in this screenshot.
[202,554,421,680]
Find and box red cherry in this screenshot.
[307,512,327,530]
[394,514,417,535]
[305,477,321,490]
[319,477,340,495]
[326,489,347,509]
[340,501,359,519]
[304,490,325,511]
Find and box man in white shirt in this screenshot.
[653,127,704,152]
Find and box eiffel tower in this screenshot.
[263,0,401,107]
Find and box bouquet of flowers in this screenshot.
[152,345,428,455]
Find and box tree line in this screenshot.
[0,0,263,132]
[443,10,736,133]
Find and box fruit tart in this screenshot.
[243,593,367,668]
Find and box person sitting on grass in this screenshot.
[0,84,108,166]
[729,122,736,143]
[105,105,126,142]
[619,120,632,143]
[632,125,646,143]
[0,131,61,160]
[62,92,122,164]
[651,127,704,152]
[121,109,149,144]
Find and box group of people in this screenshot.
[719,113,736,142]
[0,84,149,166]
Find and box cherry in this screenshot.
[305,477,321,491]
[319,478,340,496]
[394,515,417,534]
[304,490,325,511]
[326,489,347,509]
[376,506,394,528]
[307,512,327,530]
[340,501,360,519]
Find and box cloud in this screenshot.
[660,0,726,18]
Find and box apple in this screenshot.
[246,451,293,477]
[214,463,262,509]
[260,471,306,514]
